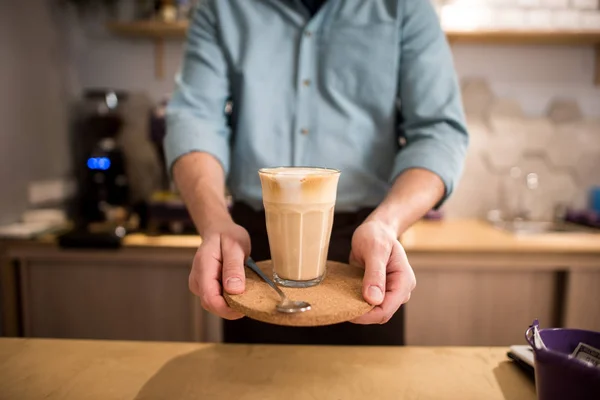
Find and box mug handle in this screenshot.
[525,325,535,347]
[525,319,546,349]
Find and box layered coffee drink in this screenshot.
[258,167,340,288]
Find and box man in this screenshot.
[165,0,468,345]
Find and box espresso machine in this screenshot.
[61,90,131,248]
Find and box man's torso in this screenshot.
[213,0,406,211]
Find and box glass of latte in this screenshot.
[258,167,340,288]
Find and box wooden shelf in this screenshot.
[106,21,600,85]
[107,20,189,38]
[107,21,600,43]
[446,30,600,45]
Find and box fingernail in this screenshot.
[226,278,243,290]
[368,286,384,304]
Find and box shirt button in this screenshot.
[305,31,312,38]
[302,79,311,87]
[300,128,309,135]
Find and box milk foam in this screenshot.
[261,167,336,176]
[259,167,339,204]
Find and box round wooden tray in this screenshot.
[224,260,373,327]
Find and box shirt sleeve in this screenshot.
[390,0,469,207]
[164,0,231,175]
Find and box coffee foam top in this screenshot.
[260,167,339,176]
[259,167,340,204]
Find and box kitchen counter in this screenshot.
[0,338,535,400]
[5,219,600,255]
[401,220,600,254]
[2,219,599,344]
[117,219,600,254]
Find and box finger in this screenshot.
[194,246,243,320]
[195,275,244,320]
[351,305,387,325]
[352,276,403,324]
[348,249,360,268]
[199,266,244,320]
[220,235,246,295]
[360,241,391,306]
[353,270,403,324]
[352,278,403,325]
[352,243,415,324]
[389,241,417,296]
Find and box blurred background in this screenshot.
[0,0,599,346]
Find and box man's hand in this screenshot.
[349,220,416,325]
[172,152,250,320]
[189,222,251,320]
[348,168,444,324]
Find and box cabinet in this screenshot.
[4,227,600,345]
[10,245,220,342]
[405,251,600,345]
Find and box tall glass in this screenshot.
[258,167,340,288]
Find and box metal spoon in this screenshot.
[245,257,311,313]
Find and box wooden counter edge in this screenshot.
[3,219,600,255]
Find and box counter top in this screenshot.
[5,219,600,255]
[122,219,600,254]
[0,338,535,400]
[400,220,600,253]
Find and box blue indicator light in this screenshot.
[87,158,98,170]
[97,157,111,170]
[87,157,111,170]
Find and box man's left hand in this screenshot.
[349,220,416,325]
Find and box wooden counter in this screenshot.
[118,219,600,255]
[2,219,599,345]
[402,220,600,254]
[0,338,535,400]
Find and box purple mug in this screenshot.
[525,319,600,400]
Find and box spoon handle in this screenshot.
[245,257,286,299]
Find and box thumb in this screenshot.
[221,236,246,295]
[360,248,388,306]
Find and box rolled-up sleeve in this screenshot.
[390,0,469,207]
[164,0,231,175]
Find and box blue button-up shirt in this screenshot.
[165,0,469,211]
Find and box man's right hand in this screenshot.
[189,222,251,320]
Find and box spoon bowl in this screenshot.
[245,257,312,314]
[276,300,312,314]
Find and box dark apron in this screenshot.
[223,202,405,346]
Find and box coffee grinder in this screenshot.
[62,90,131,248]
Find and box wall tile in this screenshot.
[537,171,579,218]
[519,0,542,6]
[512,155,578,220]
[466,119,494,157]
[545,119,600,169]
[440,5,493,31]
[551,10,581,30]
[461,78,494,119]
[547,98,583,123]
[576,151,600,187]
[541,0,570,7]
[580,12,600,31]
[483,117,554,171]
[484,117,552,170]
[522,118,555,152]
[483,120,525,171]
[444,120,501,218]
[570,120,600,189]
[571,0,599,9]
[527,9,553,29]
[449,81,596,219]
[444,171,502,218]
[489,98,524,120]
[493,9,527,29]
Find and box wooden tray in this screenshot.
[224,260,373,326]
